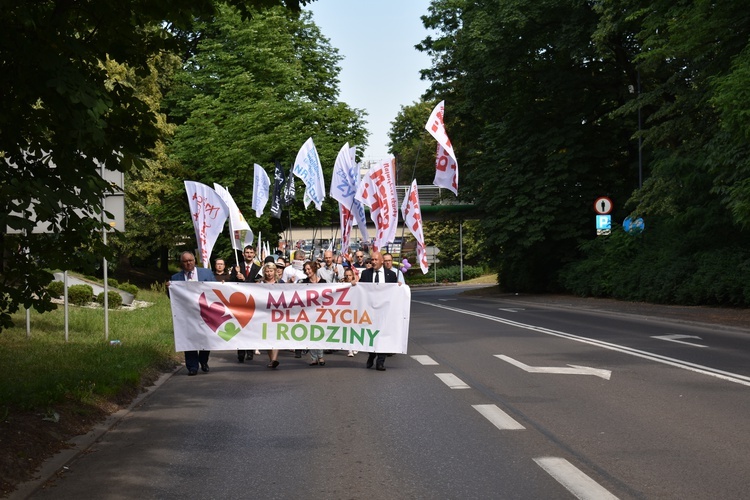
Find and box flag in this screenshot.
[251,163,271,218]
[331,143,359,252]
[293,137,326,210]
[270,160,284,219]
[355,159,398,250]
[425,100,459,195]
[213,183,254,252]
[282,165,296,207]
[401,180,429,274]
[184,181,229,268]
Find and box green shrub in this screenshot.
[405,265,486,284]
[118,282,139,299]
[96,291,123,309]
[107,278,119,288]
[68,284,94,306]
[47,281,64,299]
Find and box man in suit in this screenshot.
[358,250,398,371]
[170,251,216,376]
[233,245,262,363]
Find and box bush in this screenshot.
[97,291,123,309]
[68,284,94,306]
[118,282,139,299]
[405,265,486,284]
[107,278,119,288]
[47,281,64,299]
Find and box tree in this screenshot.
[164,5,368,256]
[419,0,637,291]
[0,1,312,330]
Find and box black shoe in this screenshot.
[294,350,302,358]
[238,357,244,363]
[188,369,198,376]
[376,364,386,371]
[366,359,374,369]
[200,363,209,373]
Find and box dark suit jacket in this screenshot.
[171,267,215,282]
[359,267,398,283]
[236,261,261,282]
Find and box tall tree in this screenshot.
[0,1,311,330]
[165,5,368,253]
[420,0,637,291]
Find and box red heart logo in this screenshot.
[213,290,255,328]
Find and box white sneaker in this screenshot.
[347,351,354,357]
[255,349,261,355]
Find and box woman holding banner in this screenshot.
[300,261,328,366]
[260,262,281,369]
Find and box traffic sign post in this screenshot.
[594,197,613,215]
[425,246,440,283]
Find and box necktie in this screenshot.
[375,270,380,283]
[187,271,193,281]
[245,265,250,277]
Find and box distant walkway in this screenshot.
[53,273,134,305]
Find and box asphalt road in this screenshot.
[24,286,750,499]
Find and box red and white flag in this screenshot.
[400,180,429,274]
[425,100,458,195]
[184,181,229,268]
[355,159,398,250]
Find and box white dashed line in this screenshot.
[435,373,470,389]
[472,404,525,430]
[534,457,618,500]
[411,355,439,365]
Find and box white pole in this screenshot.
[101,163,109,341]
[64,270,69,342]
[459,220,464,282]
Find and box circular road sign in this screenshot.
[594,197,613,215]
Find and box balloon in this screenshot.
[401,258,412,273]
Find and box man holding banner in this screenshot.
[358,250,398,371]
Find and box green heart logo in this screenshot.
[217,322,241,341]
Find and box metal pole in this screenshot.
[64,270,69,342]
[638,70,643,189]
[101,164,109,341]
[459,220,464,282]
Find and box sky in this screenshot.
[306,1,433,164]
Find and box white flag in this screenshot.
[184,181,229,268]
[213,183,254,251]
[425,100,459,195]
[293,137,326,210]
[331,143,357,207]
[401,180,429,274]
[433,143,458,196]
[252,163,271,218]
[355,159,398,250]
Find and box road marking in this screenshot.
[472,404,525,430]
[435,373,470,389]
[498,308,525,312]
[411,355,439,365]
[496,355,612,380]
[415,300,750,387]
[438,298,457,301]
[534,457,618,500]
[652,334,707,348]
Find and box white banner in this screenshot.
[169,282,411,353]
[355,159,398,249]
[293,137,326,210]
[425,100,457,162]
[214,183,254,251]
[252,163,271,217]
[184,181,229,268]
[401,180,429,274]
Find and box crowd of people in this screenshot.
[170,245,405,376]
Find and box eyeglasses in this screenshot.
[181,258,195,263]
[355,254,363,258]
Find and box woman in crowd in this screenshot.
[300,260,327,366]
[342,267,359,357]
[260,262,281,369]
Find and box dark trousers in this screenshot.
[367,352,386,367]
[185,350,210,371]
[237,349,254,361]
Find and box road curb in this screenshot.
[9,365,181,500]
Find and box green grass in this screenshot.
[0,286,179,411]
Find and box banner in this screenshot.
[184,181,229,268]
[293,137,326,210]
[251,163,271,217]
[281,165,296,207]
[213,183,254,251]
[355,159,398,250]
[425,100,459,195]
[401,180,429,273]
[270,160,284,219]
[169,281,411,353]
[330,142,361,252]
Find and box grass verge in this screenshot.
[0,285,179,495]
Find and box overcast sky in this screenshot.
[306,1,433,164]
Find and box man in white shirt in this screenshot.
[281,249,307,283]
[383,252,406,285]
[317,250,344,283]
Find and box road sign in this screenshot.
[425,246,440,257]
[594,197,613,215]
[596,215,611,235]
